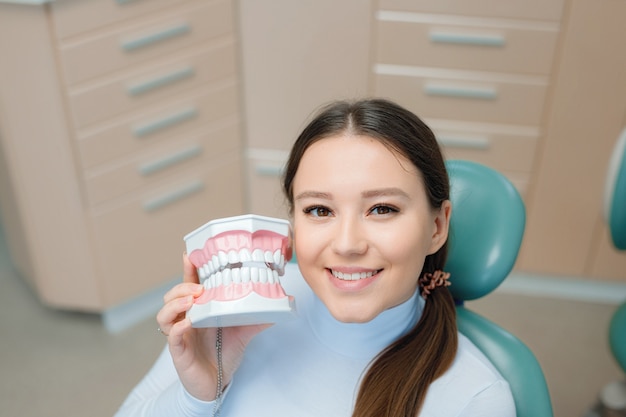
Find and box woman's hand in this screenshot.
[156,253,270,401]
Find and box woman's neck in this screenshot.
[306,289,424,359]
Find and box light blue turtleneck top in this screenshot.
[116,263,515,416]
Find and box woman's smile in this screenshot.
[329,267,382,281]
[327,267,383,291]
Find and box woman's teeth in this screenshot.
[331,269,379,281]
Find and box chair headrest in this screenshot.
[444,160,526,301]
[604,128,626,250]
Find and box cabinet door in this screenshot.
[518,0,626,280]
[238,0,372,150]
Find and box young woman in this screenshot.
[116,98,515,416]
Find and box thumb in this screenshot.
[183,252,200,284]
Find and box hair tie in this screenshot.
[419,270,451,300]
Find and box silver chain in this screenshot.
[212,327,224,417]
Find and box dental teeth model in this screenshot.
[184,214,296,327]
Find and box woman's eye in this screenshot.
[304,206,332,217]
[370,205,398,215]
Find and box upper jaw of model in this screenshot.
[183,214,295,327]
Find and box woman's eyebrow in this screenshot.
[362,188,410,199]
[294,191,333,201]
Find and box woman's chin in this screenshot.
[327,306,379,324]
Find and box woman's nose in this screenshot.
[331,216,368,256]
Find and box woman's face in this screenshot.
[291,134,451,323]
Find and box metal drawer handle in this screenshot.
[142,180,204,212]
[424,83,497,100]
[437,135,491,150]
[138,144,203,176]
[127,66,195,96]
[121,22,191,52]
[429,31,506,47]
[132,107,198,137]
[255,163,284,177]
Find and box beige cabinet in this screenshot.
[0,0,244,311]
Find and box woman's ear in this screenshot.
[428,200,451,255]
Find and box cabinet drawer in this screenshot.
[51,0,190,40]
[428,121,539,173]
[59,0,233,85]
[77,80,239,169]
[68,41,236,129]
[376,18,558,75]
[374,70,548,126]
[90,157,244,305]
[378,0,565,21]
[83,122,241,206]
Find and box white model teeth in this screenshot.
[228,250,239,264]
[218,251,228,266]
[240,248,252,262]
[252,249,264,262]
[273,249,283,265]
[232,268,241,284]
[332,270,377,281]
[196,248,286,284]
[202,267,279,289]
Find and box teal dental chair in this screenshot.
[601,128,626,413]
[445,160,553,417]
[604,127,626,252]
[605,128,626,373]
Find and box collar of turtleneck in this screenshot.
[305,289,425,359]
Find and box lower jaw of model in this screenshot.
[183,215,296,328]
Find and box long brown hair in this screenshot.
[282,98,458,416]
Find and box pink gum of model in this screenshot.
[184,215,293,304]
